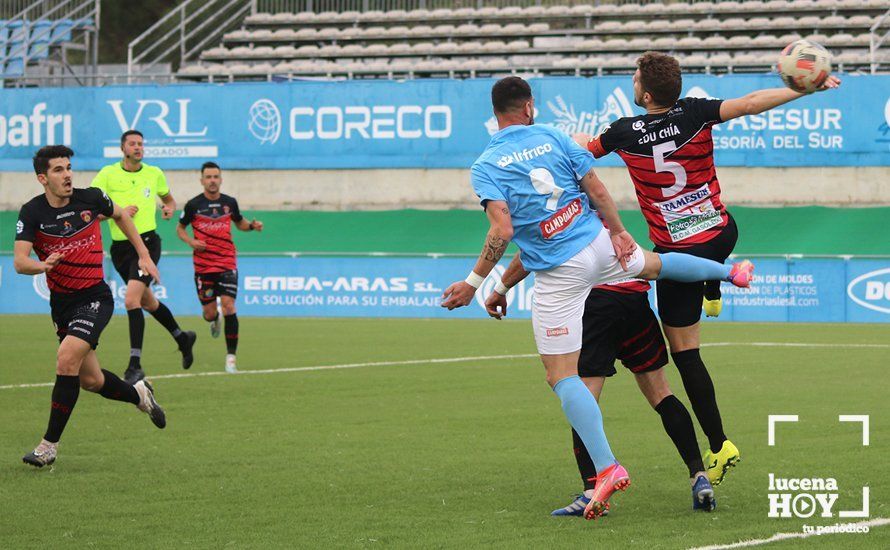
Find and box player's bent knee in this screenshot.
[221,304,236,316]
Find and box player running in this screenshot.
[486,256,715,514]
[440,76,754,519]
[14,146,167,468]
[176,162,264,373]
[91,130,196,384]
[573,52,840,485]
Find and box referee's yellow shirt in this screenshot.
[91,162,169,241]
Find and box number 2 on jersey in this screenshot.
[652,140,687,198]
[529,168,565,211]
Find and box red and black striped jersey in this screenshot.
[588,97,728,249]
[179,193,242,274]
[15,188,113,296]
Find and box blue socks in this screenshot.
[658,252,731,282]
[553,375,616,474]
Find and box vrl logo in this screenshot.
[107,99,207,138]
[103,99,217,159]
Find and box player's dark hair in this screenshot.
[637,51,682,107]
[120,129,143,145]
[491,76,532,114]
[201,161,221,174]
[33,145,74,175]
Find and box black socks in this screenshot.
[98,369,139,405]
[571,429,598,490]
[127,308,144,366]
[44,375,80,443]
[703,280,722,301]
[224,314,238,354]
[148,302,183,340]
[655,395,705,477]
[672,349,727,454]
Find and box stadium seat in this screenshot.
[479,23,501,35]
[652,36,675,49]
[746,17,771,30]
[458,41,484,53]
[452,8,475,19]
[640,2,668,14]
[689,1,717,14]
[432,24,455,36]
[570,5,594,16]
[7,20,26,43]
[271,29,296,40]
[408,42,433,55]
[382,9,408,22]
[270,12,295,24]
[727,35,751,47]
[49,19,74,44]
[506,40,529,51]
[827,33,856,46]
[339,44,363,55]
[384,26,411,38]
[720,18,746,30]
[702,35,728,48]
[797,16,821,28]
[693,19,722,31]
[708,52,734,66]
[682,54,709,67]
[432,42,460,55]
[408,25,433,37]
[528,22,549,33]
[669,19,696,31]
[337,11,361,22]
[274,45,298,58]
[846,15,875,28]
[596,21,622,32]
[251,46,275,58]
[524,6,547,17]
[502,23,526,35]
[476,7,499,18]
[603,38,626,51]
[497,6,524,18]
[224,29,250,41]
[714,1,745,12]
[4,56,24,75]
[454,23,478,36]
[677,36,701,48]
[751,35,779,47]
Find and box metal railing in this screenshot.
[126,0,253,82]
[870,7,890,75]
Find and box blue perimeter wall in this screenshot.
[0,74,888,170]
[2,255,889,323]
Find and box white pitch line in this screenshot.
[0,353,538,391]
[1,340,887,391]
[688,517,890,550]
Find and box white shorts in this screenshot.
[532,228,646,355]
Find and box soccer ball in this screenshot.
[777,40,832,93]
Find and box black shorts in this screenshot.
[653,214,739,327]
[578,289,668,378]
[110,230,161,285]
[194,269,238,305]
[50,284,114,349]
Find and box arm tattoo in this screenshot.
[483,233,509,262]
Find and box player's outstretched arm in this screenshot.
[111,203,160,283]
[441,201,513,310]
[483,253,528,320]
[719,75,840,121]
[13,241,62,275]
[579,170,637,270]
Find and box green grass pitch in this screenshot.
[1,316,887,549]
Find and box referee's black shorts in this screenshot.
[578,288,668,378]
[653,214,739,327]
[110,230,161,286]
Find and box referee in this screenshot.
[91,130,196,383]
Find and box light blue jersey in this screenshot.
[471,124,603,271]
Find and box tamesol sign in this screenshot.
[0,75,887,170]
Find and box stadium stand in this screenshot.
[173,0,890,81]
[0,0,99,82]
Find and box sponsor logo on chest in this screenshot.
[540,198,583,239]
